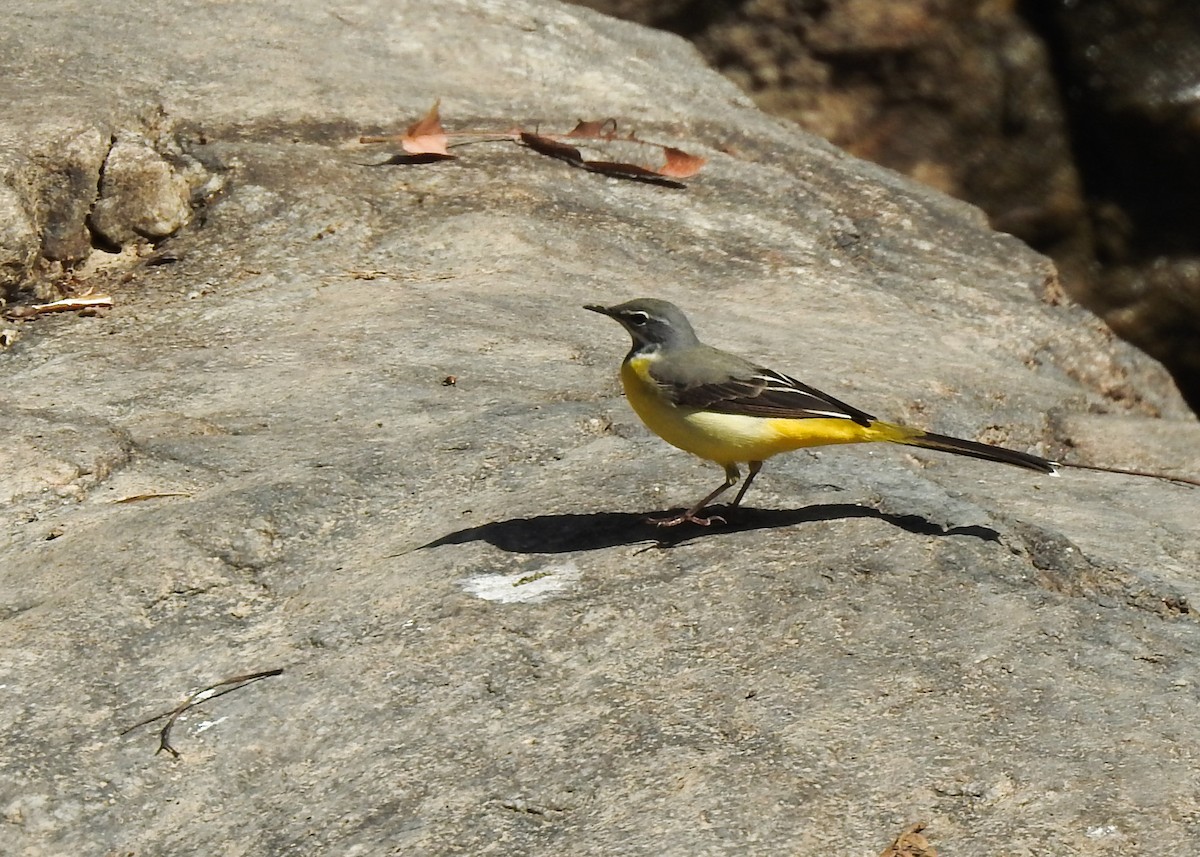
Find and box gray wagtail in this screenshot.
[586,298,1057,527]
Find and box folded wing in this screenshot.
[661,364,875,427]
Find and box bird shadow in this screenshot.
[419,503,1000,554]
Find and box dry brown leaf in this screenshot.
[879,822,937,857]
[401,100,454,158]
[521,132,686,187]
[519,132,585,167]
[657,145,707,179]
[566,119,619,140]
[365,107,702,188]
[583,160,686,188]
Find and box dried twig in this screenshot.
[122,668,284,758]
[111,491,193,504]
[5,295,113,319]
[1059,461,1200,488]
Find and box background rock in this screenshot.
[573,0,1200,412]
[1024,0,1200,412]
[1,1,1198,856]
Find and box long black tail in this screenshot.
[895,431,1058,475]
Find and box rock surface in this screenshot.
[572,0,1089,302]
[1,1,1199,856]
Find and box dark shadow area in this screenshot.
[420,503,1001,554]
[1018,0,1200,261]
[1017,0,1200,413]
[364,153,457,166]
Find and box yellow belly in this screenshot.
[620,356,909,465]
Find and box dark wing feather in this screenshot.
[661,364,875,426]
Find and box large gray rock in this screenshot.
[1,1,1198,855]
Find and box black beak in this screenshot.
[583,304,614,317]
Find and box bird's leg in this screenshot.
[646,464,740,527]
[730,460,763,509]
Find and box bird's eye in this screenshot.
[628,312,650,326]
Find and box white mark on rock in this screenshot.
[461,562,580,604]
[194,717,228,734]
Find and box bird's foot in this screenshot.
[644,511,726,528]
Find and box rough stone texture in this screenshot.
[30,126,110,266]
[0,114,201,295]
[572,0,1088,276]
[0,180,39,297]
[88,135,194,249]
[1,1,1199,856]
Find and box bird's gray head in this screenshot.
[584,298,700,353]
